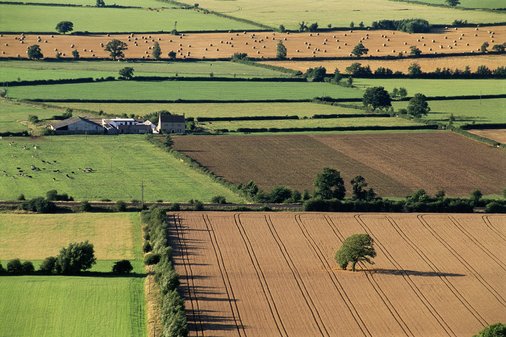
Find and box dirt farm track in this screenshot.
[1,26,504,59]
[169,212,506,337]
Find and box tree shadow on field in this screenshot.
[370,269,465,277]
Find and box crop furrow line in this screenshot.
[418,215,506,307]
[482,216,506,242]
[202,214,246,337]
[324,215,414,337]
[233,213,288,337]
[172,214,205,337]
[355,214,457,337]
[265,215,330,337]
[386,216,488,327]
[449,216,506,271]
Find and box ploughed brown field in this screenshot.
[262,54,506,74]
[172,132,506,197]
[169,212,506,337]
[469,129,506,144]
[1,26,504,59]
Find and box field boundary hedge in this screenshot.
[230,124,438,133]
[27,98,314,103]
[461,123,506,130]
[389,0,506,12]
[0,1,146,8]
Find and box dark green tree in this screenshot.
[492,43,505,53]
[408,62,422,77]
[335,234,376,271]
[473,323,506,337]
[40,256,58,274]
[398,87,408,98]
[481,42,489,53]
[276,40,287,59]
[96,0,105,6]
[119,67,134,79]
[410,46,422,56]
[152,42,161,59]
[27,44,43,60]
[104,39,128,60]
[7,259,23,274]
[22,261,34,274]
[314,168,346,200]
[268,186,293,203]
[351,42,369,57]
[278,24,286,32]
[55,21,73,34]
[168,50,177,60]
[112,260,133,274]
[407,93,430,117]
[470,189,483,206]
[446,0,460,6]
[304,66,327,82]
[363,86,392,111]
[351,176,376,201]
[72,49,80,60]
[56,241,96,274]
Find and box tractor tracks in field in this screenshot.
[323,215,414,337]
[232,213,288,337]
[202,214,247,337]
[482,216,506,242]
[417,215,506,307]
[264,215,331,337]
[448,216,506,272]
[386,215,489,327]
[172,214,205,337]
[354,214,457,337]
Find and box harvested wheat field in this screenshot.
[1,26,504,59]
[169,212,506,337]
[469,129,506,144]
[173,131,506,197]
[262,54,506,74]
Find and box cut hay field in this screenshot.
[170,211,506,336]
[405,0,506,9]
[0,276,146,337]
[49,102,365,118]
[8,0,165,7]
[0,60,288,82]
[262,54,506,74]
[2,26,504,60]
[172,132,506,197]
[354,78,506,97]
[175,0,506,28]
[6,81,361,101]
[0,4,260,33]
[0,136,243,202]
[0,99,64,133]
[200,116,421,132]
[393,98,506,125]
[469,129,506,144]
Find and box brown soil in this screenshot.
[468,129,506,144]
[172,131,506,197]
[170,212,506,337]
[261,54,506,73]
[1,26,504,59]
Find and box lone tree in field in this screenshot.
[105,39,128,60]
[96,0,105,6]
[168,50,177,60]
[473,323,506,337]
[362,86,391,111]
[56,241,96,274]
[55,21,73,34]
[276,40,287,59]
[27,44,43,60]
[351,42,368,57]
[314,168,346,200]
[119,67,134,79]
[152,42,161,59]
[445,0,460,6]
[481,42,489,53]
[410,46,422,56]
[407,93,430,117]
[408,62,422,77]
[335,234,376,271]
[72,49,80,60]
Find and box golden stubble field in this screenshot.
[0,26,504,59]
[169,212,506,337]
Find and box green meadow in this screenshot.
[393,98,506,125]
[7,80,362,101]
[354,78,506,97]
[0,4,260,32]
[0,99,64,133]
[0,61,288,82]
[402,0,506,9]
[0,135,244,202]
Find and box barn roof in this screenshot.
[51,117,103,129]
[159,113,185,123]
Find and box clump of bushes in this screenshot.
[40,241,96,275]
[20,197,56,213]
[112,260,133,274]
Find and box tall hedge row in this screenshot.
[142,207,188,337]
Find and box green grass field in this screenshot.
[0,61,288,82]
[0,136,244,202]
[0,99,65,133]
[393,98,506,125]
[0,276,145,337]
[354,78,506,97]
[49,102,365,118]
[399,0,506,9]
[176,0,506,29]
[201,116,422,131]
[5,0,167,8]
[0,4,260,32]
[7,80,362,101]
